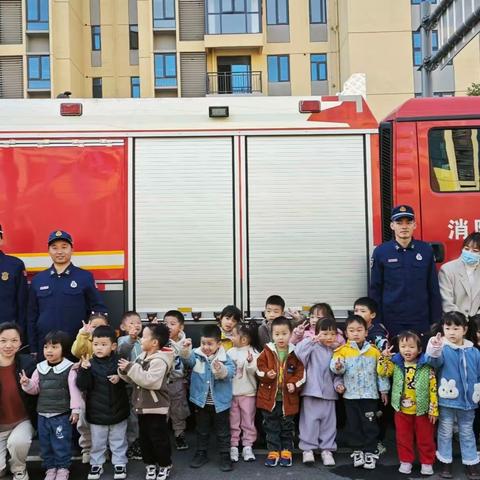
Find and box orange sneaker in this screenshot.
[264,451,280,467]
[280,449,293,467]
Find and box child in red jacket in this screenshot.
[256,316,305,468]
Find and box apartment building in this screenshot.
[0,0,478,119]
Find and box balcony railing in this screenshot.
[207,71,262,95]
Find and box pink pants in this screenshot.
[230,395,257,447]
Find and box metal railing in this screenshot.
[206,71,262,95]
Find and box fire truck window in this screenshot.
[429,128,480,192]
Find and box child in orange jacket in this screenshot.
[256,316,305,468]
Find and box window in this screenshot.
[153,0,175,29]
[267,55,289,82]
[27,0,49,30]
[129,25,138,50]
[412,29,438,66]
[311,54,327,81]
[131,77,140,97]
[27,55,50,89]
[411,0,437,4]
[154,53,177,87]
[206,0,261,34]
[310,0,327,24]
[266,0,288,25]
[92,77,102,98]
[91,26,101,51]
[429,128,480,192]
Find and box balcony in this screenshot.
[207,71,262,95]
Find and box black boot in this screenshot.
[466,464,480,480]
[439,462,453,479]
[190,451,209,468]
[219,452,233,472]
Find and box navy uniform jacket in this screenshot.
[369,239,442,338]
[27,263,107,354]
[0,251,28,334]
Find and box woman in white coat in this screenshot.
[439,232,480,318]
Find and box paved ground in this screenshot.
[17,429,473,480]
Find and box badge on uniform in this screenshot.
[1,272,9,281]
[55,230,62,237]
[416,253,423,261]
[70,281,77,288]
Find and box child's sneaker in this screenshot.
[363,452,379,470]
[230,447,239,462]
[220,453,233,472]
[190,451,209,468]
[264,451,279,467]
[399,462,412,474]
[13,471,29,480]
[242,446,255,462]
[145,465,157,480]
[87,466,104,480]
[82,450,91,464]
[377,441,387,455]
[302,450,315,465]
[321,450,335,466]
[156,465,172,480]
[279,450,292,467]
[113,465,127,480]
[44,469,57,480]
[421,464,434,476]
[351,450,364,467]
[175,433,189,450]
[127,439,142,460]
[55,469,70,480]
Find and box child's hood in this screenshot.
[443,338,474,350]
[265,342,296,355]
[37,358,73,375]
[141,347,175,367]
[336,340,372,354]
[193,345,228,362]
[392,352,428,368]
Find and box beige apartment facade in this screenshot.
[0,0,478,119]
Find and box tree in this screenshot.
[466,82,480,96]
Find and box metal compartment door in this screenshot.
[134,137,235,313]
[246,135,368,313]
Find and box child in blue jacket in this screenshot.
[180,325,235,473]
[426,312,480,480]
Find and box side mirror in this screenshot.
[429,242,445,263]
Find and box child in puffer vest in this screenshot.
[20,331,83,480]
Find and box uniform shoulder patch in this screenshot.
[1,272,9,281]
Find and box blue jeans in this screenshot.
[437,407,479,465]
[38,414,72,470]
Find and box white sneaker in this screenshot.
[242,446,255,462]
[302,450,315,465]
[399,462,412,474]
[13,472,29,480]
[321,450,335,466]
[363,452,379,470]
[230,446,239,462]
[421,464,434,476]
[145,465,157,480]
[351,450,364,467]
[156,465,172,480]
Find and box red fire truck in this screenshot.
[0,95,478,322]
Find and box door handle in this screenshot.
[428,242,445,263]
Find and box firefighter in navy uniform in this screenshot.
[27,230,107,358]
[369,205,442,340]
[0,224,28,333]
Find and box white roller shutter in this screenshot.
[135,137,234,311]
[246,135,368,312]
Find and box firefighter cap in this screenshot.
[48,230,73,246]
[391,205,415,222]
